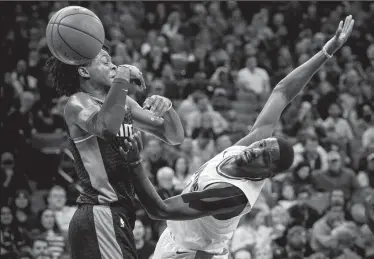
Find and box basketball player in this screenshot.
[45,43,184,259]
[120,15,355,259]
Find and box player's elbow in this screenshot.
[147,207,170,220]
[165,133,184,146]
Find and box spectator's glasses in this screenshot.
[328,158,340,163]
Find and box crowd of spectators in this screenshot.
[1,1,374,259]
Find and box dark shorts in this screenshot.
[68,204,137,259]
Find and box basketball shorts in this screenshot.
[68,204,137,259]
[153,228,228,259]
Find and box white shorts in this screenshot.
[153,228,228,259]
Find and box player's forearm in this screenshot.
[97,78,130,136]
[160,108,184,145]
[274,50,329,103]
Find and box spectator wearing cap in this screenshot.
[330,222,362,259]
[311,151,359,200]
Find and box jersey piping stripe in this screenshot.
[73,134,95,144]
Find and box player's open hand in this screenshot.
[143,95,172,117]
[116,65,146,91]
[324,15,354,55]
[119,132,143,163]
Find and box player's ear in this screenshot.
[78,66,90,79]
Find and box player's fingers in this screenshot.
[130,135,139,153]
[143,98,151,109]
[343,15,351,32]
[135,132,143,152]
[346,19,354,37]
[151,98,163,115]
[335,20,343,36]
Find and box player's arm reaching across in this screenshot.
[236,15,355,146]
[120,133,248,220]
[64,64,144,140]
[123,66,184,145]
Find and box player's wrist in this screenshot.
[129,158,142,167]
[322,45,333,58]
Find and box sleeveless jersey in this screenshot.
[65,96,136,213]
[166,146,267,255]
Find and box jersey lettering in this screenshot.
[117,124,133,138]
[186,162,209,192]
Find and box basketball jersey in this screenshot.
[65,96,136,213]
[166,146,266,255]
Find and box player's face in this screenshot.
[235,138,280,175]
[86,50,117,89]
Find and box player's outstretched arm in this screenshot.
[236,15,354,146]
[365,194,374,234]
[121,133,248,220]
[65,66,137,139]
[127,95,184,145]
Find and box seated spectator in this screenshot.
[156,167,177,200]
[0,206,31,257]
[1,152,30,205]
[133,219,155,259]
[215,134,233,154]
[172,156,190,194]
[237,56,271,100]
[290,162,314,194]
[143,138,169,183]
[232,247,253,259]
[10,59,38,97]
[311,151,359,200]
[310,205,346,255]
[292,131,329,173]
[31,209,66,259]
[10,189,36,230]
[46,185,76,237]
[191,129,216,163]
[31,238,49,259]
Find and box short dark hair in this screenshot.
[274,137,294,173]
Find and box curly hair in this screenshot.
[45,56,82,96]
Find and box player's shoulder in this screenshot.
[64,92,99,120]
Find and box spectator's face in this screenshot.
[328,103,341,118]
[41,209,55,230]
[244,44,256,56]
[157,168,174,189]
[273,13,284,26]
[197,98,209,112]
[282,185,295,200]
[305,138,318,153]
[328,154,342,173]
[234,138,280,177]
[1,154,14,171]
[133,219,145,241]
[1,206,13,225]
[175,157,188,175]
[48,187,66,210]
[341,46,352,58]
[234,250,252,259]
[180,138,193,154]
[330,190,344,206]
[357,173,369,187]
[296,166,310,180]
[15,191,29,209]
[33,240,48,257]
[307,4,316,16]
[246,56,257,69]
[148,140,162,157]
[288,229,307,249]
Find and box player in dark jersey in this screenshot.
[45,44,184,259]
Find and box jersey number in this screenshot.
[185,163,208,192]
[117,124,133,138]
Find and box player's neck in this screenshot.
[81,81,107,102]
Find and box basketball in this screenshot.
[46,6,105,65]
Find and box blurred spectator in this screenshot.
[232,247,253,259]
[156,167,178,200]
[31,209,66,258]
[311,151,360,200]
[172,156,191,194]
[133,219,155,259]
[31,238,49,259]
[10,189,35,230]
[46,185,76,237]
[191,129,216,163]
[216,134,233,154]
[144,139,169,182]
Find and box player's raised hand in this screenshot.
[143,95,172,117]
[116,65,146,91]
[119,132,143,163]
[324,15,355,55]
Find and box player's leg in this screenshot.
[69,204,137,259]
[68,205,102,259]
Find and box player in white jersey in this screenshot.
[120,16,354,259]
